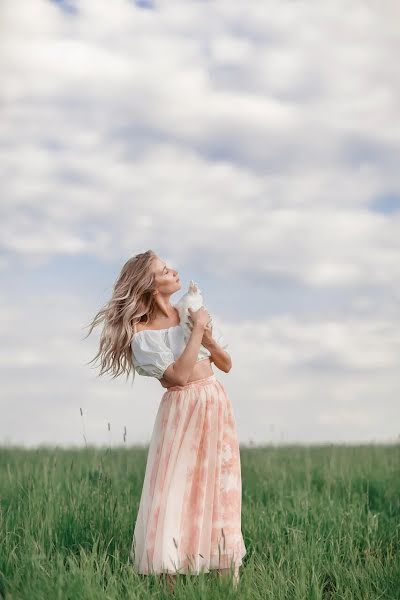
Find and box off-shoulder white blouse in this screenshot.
[131,321,228,379]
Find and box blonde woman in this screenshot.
[86,250,246,591]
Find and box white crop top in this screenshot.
[131,321,228,379]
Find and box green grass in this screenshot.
[0,444,399,599]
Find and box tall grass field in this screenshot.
[0,444,399,599]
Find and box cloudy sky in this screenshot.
[1,0,399,447]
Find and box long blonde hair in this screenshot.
[83,249,160,383]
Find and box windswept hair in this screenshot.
[83,249,160,383]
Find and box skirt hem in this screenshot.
[132,548,247,575]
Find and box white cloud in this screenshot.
[0,0,399,444]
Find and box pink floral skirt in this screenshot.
[131,373,246,574]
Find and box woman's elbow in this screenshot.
[225,356,232,373]
[162,364,186,387]
[217,356,232,373]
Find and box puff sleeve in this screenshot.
[212,323,229,350]
[131,333,175,379]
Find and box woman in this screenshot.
[86,250,246,590]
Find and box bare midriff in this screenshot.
[159,356,214,388]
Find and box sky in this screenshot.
[1,0,399,447]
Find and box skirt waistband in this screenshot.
[165,374,217,391]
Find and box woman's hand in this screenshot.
[188,307,213,347]
[188,306,211,330]
[201,322,214,347]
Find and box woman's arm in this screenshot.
[198,322,231,373]
[203,337,232,373]
[162,323,206,386]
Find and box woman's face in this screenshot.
[152,256,181,295]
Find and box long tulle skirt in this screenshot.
[130,373,246,574]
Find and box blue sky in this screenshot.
[1,0,399,447]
